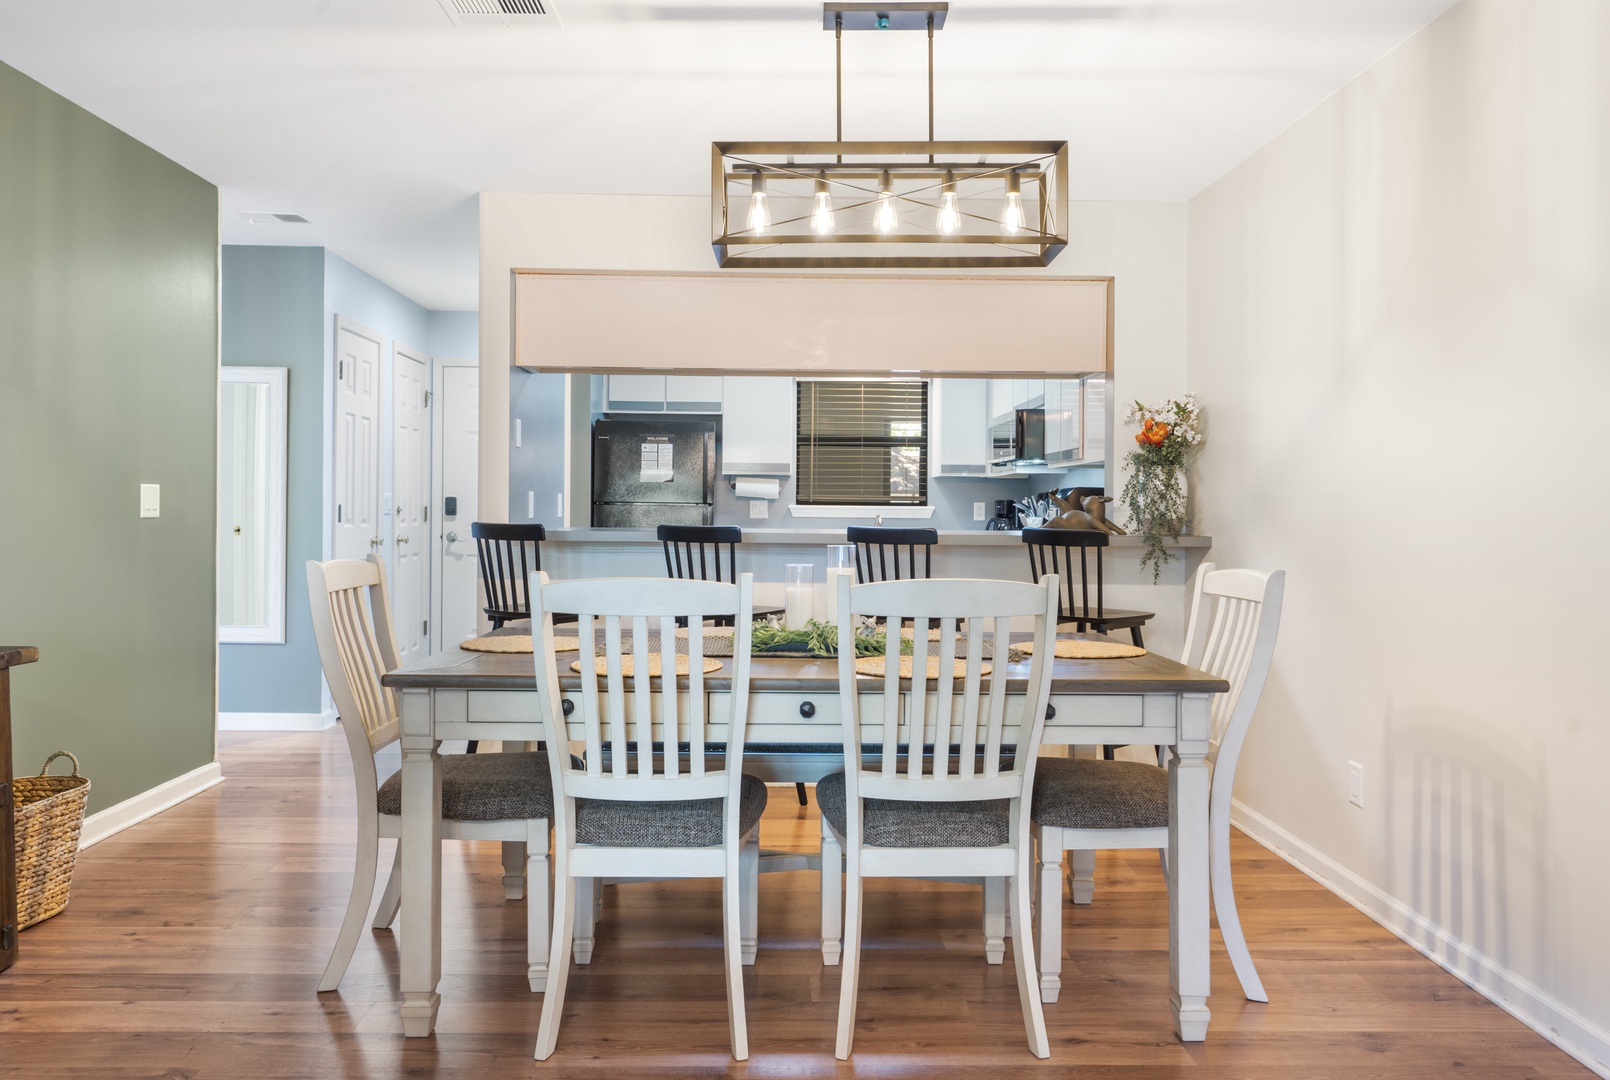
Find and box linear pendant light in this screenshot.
[712,2,1068,269]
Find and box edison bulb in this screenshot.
[874,192,899,234]
[747,190,771,235]
[936,191,962,234]
[999,191,1025,235]
[810,191,835,235]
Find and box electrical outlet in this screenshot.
[974,501,986,521]
[139,484,160,518]
[556,492,564,517]
[1347,761,1364,807]
[749,500,768,520]
[514,418,522,447]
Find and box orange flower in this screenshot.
[1135,433,1147,445]
[1153,422,1171,440]
[1142,417,1156,431]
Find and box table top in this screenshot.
[0,646,39,671]
[384,642,1229,696]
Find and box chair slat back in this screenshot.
[472,521,545,625]
[846,526,937,584]
[834,575,1059,815]
[1020,528,1107,624]
[307,557,402,780]
[658,524,742,584]
[532,574,753,812]
[1179,563,1285,768]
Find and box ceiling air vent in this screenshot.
[240,212,310,224]
[437,0,561,27]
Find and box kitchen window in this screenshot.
[795,380,928,506]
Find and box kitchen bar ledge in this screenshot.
[535,530,1210,661]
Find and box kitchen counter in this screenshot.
[535,529,1212,661]
[544,527,1211,548]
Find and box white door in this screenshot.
[433,361,480,652]
[333,321,383,562]
[392,346,430,663]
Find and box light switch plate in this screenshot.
[749,500,768,519]
[1347,761,1364,807]
[527,491,535,519]
[974,502,986,521]
[139,484,160,518]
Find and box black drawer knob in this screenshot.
[799,700,816,719]
[1045,703,1056,720]
[561,698,574,717]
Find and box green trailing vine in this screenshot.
[1119,395,1201,583]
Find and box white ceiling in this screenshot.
[0,0,1457,310]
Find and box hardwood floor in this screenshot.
[0,729,1590,1079]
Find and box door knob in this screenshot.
[396,536,410,545]
[444,531,460,544]
[369,536,383,548]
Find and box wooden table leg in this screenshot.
[1168,692,1213,1042]
[398,687,443,1037]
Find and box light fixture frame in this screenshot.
[711,2,1068,269]
[712,141,1069,268]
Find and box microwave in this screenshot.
[990,407,1046,466]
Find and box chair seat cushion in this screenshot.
[1031,757,1169,830]
[574,772,769,848]
[376,750,554,822]
[815,771,1010,848]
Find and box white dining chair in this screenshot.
[1030,564,1285,1004]
[818,573,1060,1059]
[529,571,767,1061]
[305,556,554,994]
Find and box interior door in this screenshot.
[333,321,382,563]
[392,346,430,663]
[433,361,480,651]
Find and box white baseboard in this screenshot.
[1231,798,1610,1080]
[218,708,337,731]
[79,761,225,850]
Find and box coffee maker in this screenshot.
[985,499,1016,531]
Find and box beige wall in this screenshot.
[1188,0,1610,1067]
[478,193,1189,527]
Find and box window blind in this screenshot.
[795,381,928,506]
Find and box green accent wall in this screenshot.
[0,60,219,813]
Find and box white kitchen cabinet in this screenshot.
[604,374,724,413]
[1044,379,1081,465]
[1081,373,1107,463]
[931,378,990,476]
[988,378,1014,425]
[721,376,795,475]
[666,375,724,412]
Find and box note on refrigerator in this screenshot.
[639,440,674,483]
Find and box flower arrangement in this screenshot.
[1119,395,1202,582]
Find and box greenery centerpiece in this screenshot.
[1119,395,1202,583]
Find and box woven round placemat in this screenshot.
[1018,638,1147,659]
[571,654,724,676]
[853,655,991,679]
[459,634,582,654]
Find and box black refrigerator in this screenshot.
[591,417,718,528]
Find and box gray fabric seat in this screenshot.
[377,750,554,822]
[574,772,769,847]
[1031,757,1169,830]
[815,770,1010,848]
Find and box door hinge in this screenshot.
[423,619,428,635]
[338,360,344,380]
[337,504,343,523]
[423,505,429,522]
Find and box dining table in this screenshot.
[381,638,1229,1043]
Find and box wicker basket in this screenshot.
[13,751,91,929]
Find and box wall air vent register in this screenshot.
[437,0,561,27]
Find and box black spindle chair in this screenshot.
[1022,528,1156,761]
[472,522,549,628]
[846,526,937,583]
[1020,528,1154,646]
[658,524,805,804]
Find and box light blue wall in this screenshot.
[427,310,478,359]
[219,246,326,713]
[220,247,442,717]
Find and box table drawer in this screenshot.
[714,691,859,729]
